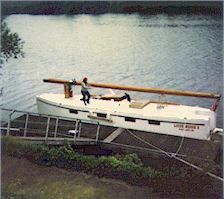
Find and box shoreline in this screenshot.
[1,1,222,17]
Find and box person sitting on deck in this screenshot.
[81,77,91,105]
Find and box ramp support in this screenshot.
[103,128,124,143]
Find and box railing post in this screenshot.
[75,120,79,141]
[75,119,79,132]
[45,116,50,140]
[73,130,77,142]
[96,122,100,142]
[78,121,82,138]
[6,115,11,136]
[23,113,29,137]
[6,110,15,136]
[54,117,59,138]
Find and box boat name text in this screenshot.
[173,124,200,132]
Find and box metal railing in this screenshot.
[0,108,101,142]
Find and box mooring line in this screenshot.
[126,129,224,182]
[126,129,173,158]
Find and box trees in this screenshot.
[0,22,24,96]
[1,22,24,63]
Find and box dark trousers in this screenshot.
[81,90,90,104]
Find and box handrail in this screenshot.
[0,108,100,141]
[43,78,221,99]
[0,108,99,125]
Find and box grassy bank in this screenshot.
[1,137,165,185]
[2,136,222,198]
[2,155,161,199]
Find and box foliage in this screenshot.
[121,153,143,166]
[2,136,167,186]
[1,22,24,63]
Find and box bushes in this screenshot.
[2,136,163,185]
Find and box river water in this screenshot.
[1,14,223,127]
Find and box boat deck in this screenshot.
[38,93,212,122]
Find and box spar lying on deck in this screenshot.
[36,78,222,141]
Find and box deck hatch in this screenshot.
[69,109,78,114]
[148,120,160,125]
[125,117,136,122]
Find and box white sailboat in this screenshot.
[37,78,222,141]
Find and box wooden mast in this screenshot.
[43,78,221,99]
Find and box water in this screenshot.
[1,14,223,127]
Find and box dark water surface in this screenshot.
[1,14,223,127]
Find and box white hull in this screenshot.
[36,93,216,141]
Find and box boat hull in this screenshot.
[36,94,217,141]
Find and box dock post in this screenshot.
[6,110,15,136]
[96,122,100,142]
[45,116,50,140]
[23,113,29,137]
[54,117,59,138]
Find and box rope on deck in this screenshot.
[126,129,224,182]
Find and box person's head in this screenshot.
[83,77,88,83]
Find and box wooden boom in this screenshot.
[43,78,221,99]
